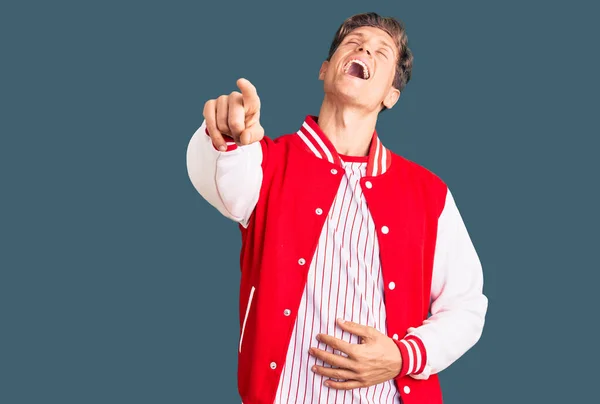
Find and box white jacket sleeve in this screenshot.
[408,187,488,379]
[186,119,263,228]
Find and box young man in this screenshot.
[187,12,487,404]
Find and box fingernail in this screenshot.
[312,366,317,372]
[219,145,227,151]
[338,318,345,323]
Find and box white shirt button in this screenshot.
[330,168,338,175]
[381,226,389,234]
[403,386,410,394]
[315,208,323,215]
[365,181,373,189]
[298,258,306,265]
[389,281,396,290]
[392,333,399,340]
[283,309,291,316]
[270,362,277,369]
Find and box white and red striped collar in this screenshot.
[295,115,392,176]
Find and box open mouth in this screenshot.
[343,59,370,80]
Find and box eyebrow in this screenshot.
[345,32,395,55]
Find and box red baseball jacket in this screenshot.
[187,115,488,404]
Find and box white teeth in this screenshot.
[344,59,370,79]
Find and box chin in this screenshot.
[333,76,364,92]
[323,77,368,102]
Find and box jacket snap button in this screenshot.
[270,362,277,369]
[331,168,338,175]
[315,208,323,215]
[392,333,399,340]
[298,258,306,265]
[403,386,410,394]
[284,309,291,316]
[365,181,372,189]
[381,226,389,234]
[389,281,396,290]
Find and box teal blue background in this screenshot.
[1,0,597,403]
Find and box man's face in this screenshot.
[319,26,401,112]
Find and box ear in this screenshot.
[319,60,329,81]
[382,87,401,109]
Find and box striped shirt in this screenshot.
[274,156,402,404]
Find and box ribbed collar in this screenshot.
[295,115,391,176]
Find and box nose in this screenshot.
[358,46,371,56]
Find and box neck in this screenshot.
[317,95,378,157]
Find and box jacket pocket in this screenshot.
[239,285,255,353]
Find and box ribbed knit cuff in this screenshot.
[205,127,238,152]
[393,334,427,377]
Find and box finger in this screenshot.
[203,99,227,152]
[336,318,376,340]
[228,91,245,142]
[215,95,231,136]
[240,122,264,145]
[323,379,363,390]
[308,347,355,369]
[316,333,355,356]
[311,365,357,381]
[237,78,261,116]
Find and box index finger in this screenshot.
[317,333,355,356]
[236,78,261,115]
